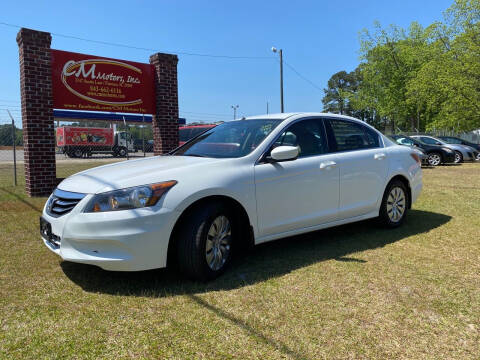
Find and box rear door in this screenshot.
[324,118,388,219]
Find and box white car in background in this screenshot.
[40,113,422,281]
[411,135,477,163]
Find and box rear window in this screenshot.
[327,119,380,152]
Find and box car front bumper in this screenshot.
[41,196,180,271]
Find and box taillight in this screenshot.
[410,152,421,165]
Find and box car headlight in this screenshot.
[85,181,177,213]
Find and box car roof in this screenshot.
[245,112,366,122]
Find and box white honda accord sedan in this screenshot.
[41,113,422,280]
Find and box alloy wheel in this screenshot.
[454,151,462,163]
[205,215,232,271]
[386,187,406,223]
[428,153,441,166]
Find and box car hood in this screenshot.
[57,156,225,194]
[442,143,472,152]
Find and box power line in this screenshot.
[0,21,274,60]
[180,111,230,117]
[283,60,324,93]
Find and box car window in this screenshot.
[272,119,327,158]
[444,137,462,144]
[327,119,380,152]
[397,137,414,146]
[174,119,282,158]
[420,137,438,145]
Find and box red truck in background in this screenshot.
[178,124,216,146]
[56,127,135,158]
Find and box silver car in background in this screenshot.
[411,135,478,163]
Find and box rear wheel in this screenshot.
[454,151,463,163]
[176,202,235,281]
[73,148,84,158]
[427,152,442,166]
[378,180,408,228]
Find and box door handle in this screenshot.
[374,153,386,160]
[320,161,337,170]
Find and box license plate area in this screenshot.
[40,217,61,247]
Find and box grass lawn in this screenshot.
[0,161,479,359]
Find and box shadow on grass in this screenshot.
[61,209,451,297]
[60,209,450,360]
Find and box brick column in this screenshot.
[149,53,179,155]
[17,28,56,196]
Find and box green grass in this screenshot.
[0,161,479,359]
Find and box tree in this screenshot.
[322,70,358,115]
[407,0,480,131]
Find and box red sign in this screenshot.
[56,127,114,147]
[51,49,155,114]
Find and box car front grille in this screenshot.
[47,189,86,217]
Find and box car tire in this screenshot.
[118,148,127,157]
[454,151,463,163]
[378,180,408,228]
[427,152,442,166]
[176,202,235,281]
[73,148,83,158]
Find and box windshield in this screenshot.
[173,119,282,158]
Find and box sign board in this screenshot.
[51,49,155,114]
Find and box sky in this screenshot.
[0,0,453,125]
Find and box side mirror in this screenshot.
[269,146,299,162]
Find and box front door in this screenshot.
[254,118,340,238]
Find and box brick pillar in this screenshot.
[149,53,179,155]
[17,28,56,196]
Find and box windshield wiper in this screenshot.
[181,153,206,157]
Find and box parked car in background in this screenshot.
[41,113,422,281]
[438,136,480,161]
[389,134,455,166]
[388,135,428,164]
[179,124,216,146]
[411,135,477,163]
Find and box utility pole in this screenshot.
[231,105,239,120]
[271,47,284,113]
[266,101,269,114]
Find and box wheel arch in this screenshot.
[167,195,254,267]
[385,174,412,209]
[427,149,444,162]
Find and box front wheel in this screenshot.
[117,147,127,157]
[176,202,235,281]
[378,180,408,228]
[427,152,442,166]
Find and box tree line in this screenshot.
[322,0,480,133]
